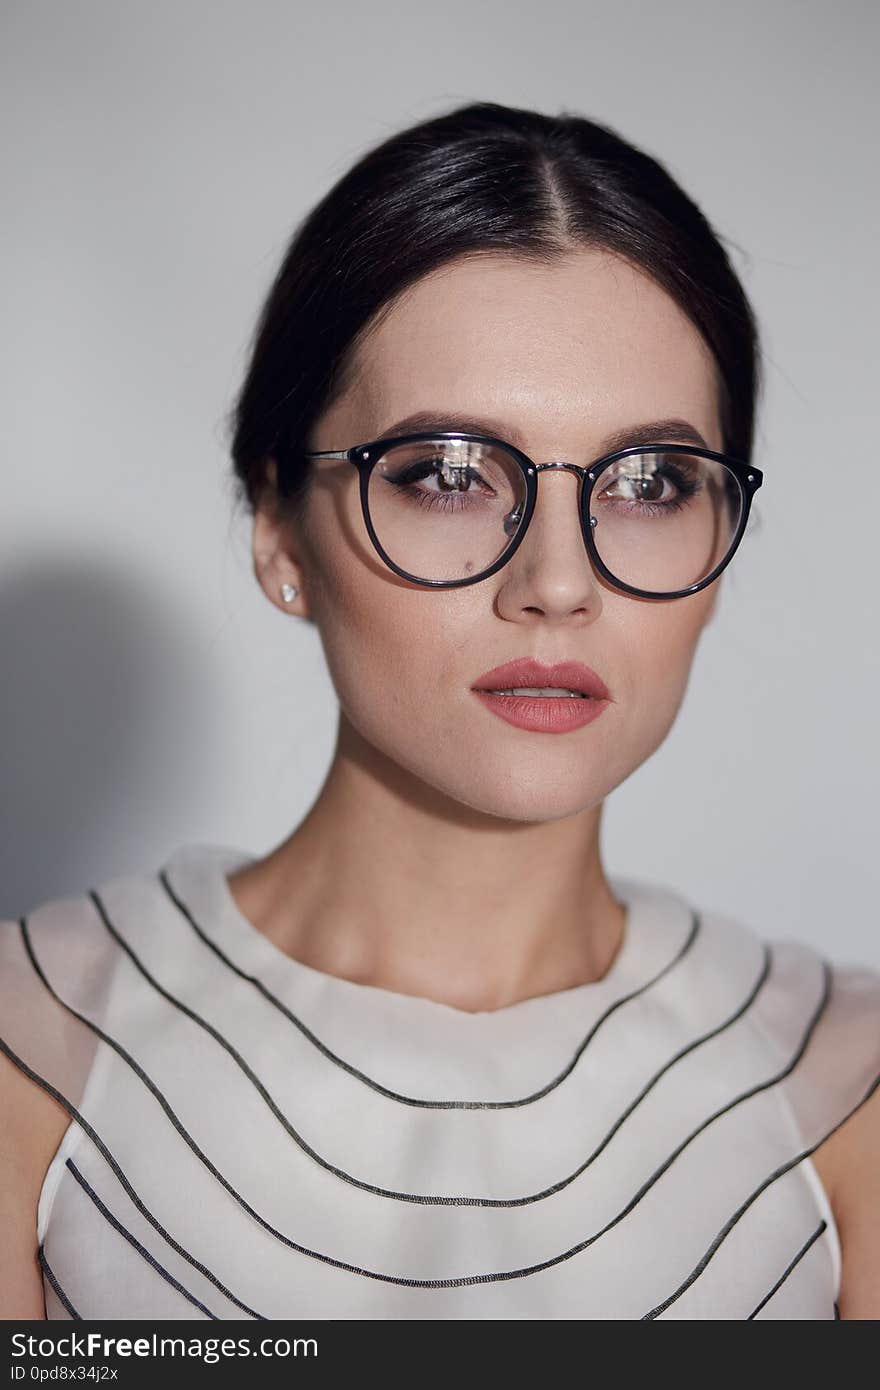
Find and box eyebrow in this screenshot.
[373,410,711,456]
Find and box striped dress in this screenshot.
[2,843,878,1320]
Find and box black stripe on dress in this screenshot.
[642,986,880,1316]
[158,865,702,1107]
[66,1159,218,1319]
[38,1245,81,1319]
[0,1030,264,1319]
[15,914,837,1293]
[87,889,771,1207]
[745,1220,827,1318]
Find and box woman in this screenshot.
[2,100,878,1321]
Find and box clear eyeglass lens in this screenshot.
[365,438,744,591]
[590,449,744,592]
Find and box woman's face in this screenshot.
[256,248,724,823]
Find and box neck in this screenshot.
[226,715,626,1013]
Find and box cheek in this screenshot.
[307,553,433,736]
[300,488,475,730]
[619,600,711,760]
[309,567,499,804]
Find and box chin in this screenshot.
[426,767,608,825]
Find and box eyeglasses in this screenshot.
[299,430,763,600]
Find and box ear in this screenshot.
[251,459,313,621]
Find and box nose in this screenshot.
[495,461,601,620]
[531,460,597,542]
[528,461,594,554]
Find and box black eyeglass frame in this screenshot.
[298,430,764,600]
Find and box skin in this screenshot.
[2,246,876,1319]
[233,244,878,1317]
[236,248,723,1013]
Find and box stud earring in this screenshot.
[281,583,299,603]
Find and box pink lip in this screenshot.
[471,658,610,700]
[470,658,611,735]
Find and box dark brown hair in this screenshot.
[227,100,761,520]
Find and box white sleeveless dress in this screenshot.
[2,843,879,1321]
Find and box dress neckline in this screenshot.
[159,842,691,1027]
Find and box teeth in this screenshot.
[491,687,588,698]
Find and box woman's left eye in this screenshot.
[605,471,675,502]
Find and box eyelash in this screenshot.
[390,459,700,517]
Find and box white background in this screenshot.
[2,0,877,968]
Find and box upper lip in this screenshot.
[471,658,610,700]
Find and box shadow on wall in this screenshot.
[0,558,223,917]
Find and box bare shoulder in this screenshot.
[0,1045,72,1319]
[811,1083,880,1319]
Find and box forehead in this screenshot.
[346,249,722,450]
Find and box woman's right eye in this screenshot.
[394,459,480,491]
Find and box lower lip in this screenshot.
[471,690,610,733]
